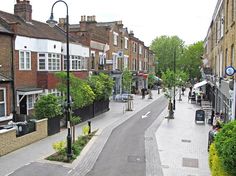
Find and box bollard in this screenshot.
[88,121,91,134]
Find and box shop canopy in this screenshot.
[193,80,207,89]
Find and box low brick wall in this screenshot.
[0,119,48,156]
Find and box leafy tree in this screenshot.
[97,73,114,100]
[161,69,175,90]
[122,68,132,93]
[56,72,95,109]
[34,94,62,119]
[150,35,184,76]
[148,73,156,89]
[175,70,189,87]
[87,75,104,101]
[179,41,204,80]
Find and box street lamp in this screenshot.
[173,47,176,110]
[46,0,72,160]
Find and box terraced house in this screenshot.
[0,0,89,123]
[203,0,236,120]
[0,0,155,123]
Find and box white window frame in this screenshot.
[124,56,128,69]
[27,94,34,110]
[19,50,31,70]
[124,37,128,49]
[48,53,61,71]
[38,53,47,71]
[113,32,118,46]
[112,53,118,70]
[0,88,6,118]
[64,55,87,71]
[139,45,142,55]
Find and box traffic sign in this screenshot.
[225,66,235,76]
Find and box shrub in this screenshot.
[34,94,62,119]
[82,125,90,135]
[52,141,66,155]
[215,120,236,175]
[209,143,230,176]
[71,116,81,126]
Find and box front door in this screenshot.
[19,95,27,115]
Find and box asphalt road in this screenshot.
[8,162,70,176]
[86,96,167,176]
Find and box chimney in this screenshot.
[14,0,32,21]
[129,30,134,37]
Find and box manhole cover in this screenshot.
[182,158,199,168]
[127,156,145,163]
[181,139,191,143]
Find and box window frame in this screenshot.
[0,88,6,118]
[19,50,31,70]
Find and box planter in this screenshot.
[48,117,61,135]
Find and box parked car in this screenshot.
[115,93,134,102]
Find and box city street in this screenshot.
[85,96,167,176]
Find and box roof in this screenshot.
[0,73,11,82]
[0,10,75,42]
[0,23,12,34]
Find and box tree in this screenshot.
[87,75,104,101]
[56,72,95,109]
[150,35,184,76]
[148,74,156,89]
[97,73,114,100]
[179,41,204,80]
[34,94,62,119]
[122,68,132,93]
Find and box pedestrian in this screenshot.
[141,88,145,99]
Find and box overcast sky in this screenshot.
[1,0,217,46]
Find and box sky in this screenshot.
[1,0,218,46]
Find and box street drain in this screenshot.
[127,156,145,163]
[181,139,191,143]
[182,158,199,168]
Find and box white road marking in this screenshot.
[142,111,151,119]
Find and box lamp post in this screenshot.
[173,47,176,110]
[46,0,72,160]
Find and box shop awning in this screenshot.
[193,80,208,89]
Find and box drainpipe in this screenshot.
[11,35,16,122]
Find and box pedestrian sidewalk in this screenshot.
[0,90,163,176]
[155,91,211,176]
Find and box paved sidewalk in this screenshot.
[155,91,211,176]
[0,90,163,176]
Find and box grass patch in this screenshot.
[46,130,97,163]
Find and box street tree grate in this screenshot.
[127,156,145,163]
[182,158,199,168]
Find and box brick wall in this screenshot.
[0,34,12,77]
[0,118,48,156]
[14,51,38,89]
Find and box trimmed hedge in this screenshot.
[209,143,230,176]
[214,120,236,175]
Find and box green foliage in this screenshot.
[148,74,156,89]
[52,141,66,155]
[56,72,95,108]
[161,69,175,89]
[215,120,236,175]
[150,35,184,76]
[175,70,189,87]
[47,131,97,163]
[87,75,104,101]
[179,41,204,80]
[122,69,132,93]
[70,116,81,126]
[209,143,231,176]
[82,125,90,135]
[97,73,114,100]
[34,94,62,119]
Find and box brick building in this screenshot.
[0,0,89,121]
[0,22,14,122]
[203,0,236,120]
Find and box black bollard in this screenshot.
[88,121,91,134]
